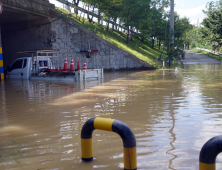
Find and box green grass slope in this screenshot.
[56,7,164,69]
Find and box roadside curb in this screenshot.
[196,48,222,60]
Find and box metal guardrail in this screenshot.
[54,0,126,30]
[56,0,99,17]
[196,47,222,57]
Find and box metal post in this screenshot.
[0,26,4,80]
[169,0,174,67]
[170,0,174,42]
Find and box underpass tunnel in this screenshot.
[0,4,54,79]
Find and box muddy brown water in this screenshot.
[1,64,222,170]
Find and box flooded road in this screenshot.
[1,64,222,170]
[181,50,222,64]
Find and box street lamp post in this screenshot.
[169,0,174,67]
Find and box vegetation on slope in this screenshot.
[56,7,165,69]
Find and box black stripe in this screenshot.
[199,135,222,164]
[112,120,136,148]
[81,117,96,139]
[82,157,93,161]
[124,168,137,170]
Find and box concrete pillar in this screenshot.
[0,26,4,80]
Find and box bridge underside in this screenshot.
[0,5,49,32]
[0,4,54,74]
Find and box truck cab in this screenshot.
[7,57,32,79]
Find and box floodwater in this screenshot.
[1,64,222,170]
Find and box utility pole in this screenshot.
[169,0,174,67]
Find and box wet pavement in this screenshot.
[179,50,222,64]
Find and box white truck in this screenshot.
[7,50,57,79]
[6,50,103,81]
[7,57,32,79]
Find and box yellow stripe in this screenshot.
[0,47,2,54]
[1,80,4,84]
[81,138,93,159]
[124,147,137,170]
[1,73,4,80]
[199,162,215,170]
[94,117,115,131]
[0,60,3,67]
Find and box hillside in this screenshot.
[56,7,165,69]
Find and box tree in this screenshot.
[73,0,80,15]
[131,0,169,46]
[160,12,192,61]
[200,1,222,50]
[183,27,203,49]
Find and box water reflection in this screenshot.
[1,65,222,169]
[166,97,177,170]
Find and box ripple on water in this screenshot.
[1,66,222,169]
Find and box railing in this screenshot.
[54,0,126,30]
[196,47,222,57]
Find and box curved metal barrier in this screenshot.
[81,117,137,170]
[199,135,222,170]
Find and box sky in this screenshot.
[174,0,211,25]
[49,0,212,26]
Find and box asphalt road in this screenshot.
[179,50,222,64]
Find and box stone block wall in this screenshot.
[49,12,154,71]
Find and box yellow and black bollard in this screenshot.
[0,26,4,80]
[199,135,222,170]
[81,117,137,170]
[0,46,3,80]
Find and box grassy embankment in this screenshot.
[192,48,222,61]
[56,7,166,69]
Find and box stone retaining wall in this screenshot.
[49,11,154,71]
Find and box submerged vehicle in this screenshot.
[6,50,103,81]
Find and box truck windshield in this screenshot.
[9,59,23,71]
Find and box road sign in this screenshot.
[0,3,2,14]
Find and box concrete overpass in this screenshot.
[0,0,55,79]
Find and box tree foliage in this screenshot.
[72,0,192,55]
[186,0,222,51]
[201,1,222,50]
